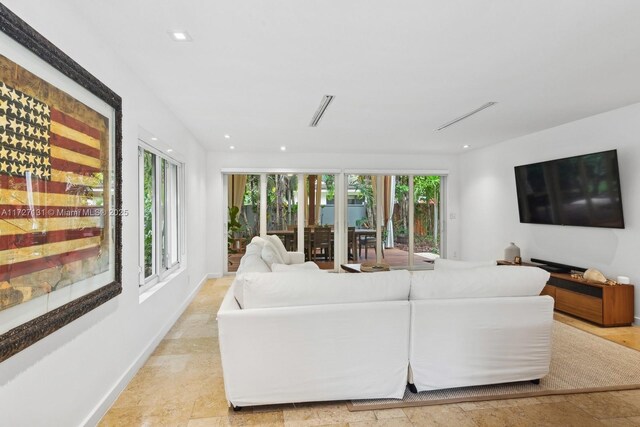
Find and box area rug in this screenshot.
[348,321,640,411]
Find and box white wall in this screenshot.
[206,151,462,276]
[459,102,640,322]
[0,2,208,426]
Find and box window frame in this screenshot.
[138,142,184,291]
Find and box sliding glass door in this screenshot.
[345,174,379,263]
[343,173,443,269]
[227,174,260,272]
[225,172,338,272]
[266,174,299,252]
[224,171,444,273]
[413,176,442,265]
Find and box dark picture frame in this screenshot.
[0,4,122,362]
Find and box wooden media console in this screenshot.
[541,273,634,327]
[498,260,635,327]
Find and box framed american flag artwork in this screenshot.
[0,5,122,362]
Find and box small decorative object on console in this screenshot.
[571,269,619,286]
[617,276,630,285]
[504,242,521,263]
[583,268,607,284]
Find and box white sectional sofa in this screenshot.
[217,260,553,409]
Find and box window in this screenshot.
[139,145,183,288]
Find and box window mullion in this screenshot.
[155,156,163,278]
[408,176,414,269]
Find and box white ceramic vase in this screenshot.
[504,242,520,262]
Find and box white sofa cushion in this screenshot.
[271,262,323,272]
[261,239,285,267]
[288,252,305,265]
[250,235,267,248]
[235,270,411,309]
[236,242,271,273]
[410,266,550,300]
[265,234,291,264]
[434,259,497,270]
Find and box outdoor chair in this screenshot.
[311,227,332,261]
[359,231,384,260]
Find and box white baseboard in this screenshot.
[82,273,209,427]
[634,316,639,326]
[207,272,223,279]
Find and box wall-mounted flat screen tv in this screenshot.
[514,150,624,228]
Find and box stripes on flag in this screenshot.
[0,80,105,285]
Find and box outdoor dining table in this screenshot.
[266,228,378,262]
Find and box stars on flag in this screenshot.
[0,81,51,180]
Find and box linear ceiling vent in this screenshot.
[309,95,335,127]
[435,102,498,131]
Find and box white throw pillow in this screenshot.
[236,242,271,273]
[239,270,411,309]
[271,262,324,272]
[261,239,285,268]
[434,259,497,270]
[250,236,267,248]
[410,266,550,300]
[265,234,291,264]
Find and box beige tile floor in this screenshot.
[100,277,640,427]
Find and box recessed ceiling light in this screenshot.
[169,31,192,42]
[463,144,470,149]
[280,146,286,151]
[224,134,231,139]
[167,149,173,153]
[151,137,158,141]
[229,146,235,150]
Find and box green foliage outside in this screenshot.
[143,152,154,277]
[350,175,441,253]
[323,175,335,202]
[227,206,243,254]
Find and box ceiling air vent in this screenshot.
[309,95,335,127]
[436,102,498,131]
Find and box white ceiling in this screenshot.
[70,0,640,154]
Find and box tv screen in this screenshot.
[514,150,624,228]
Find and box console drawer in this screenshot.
[555,288,602,324]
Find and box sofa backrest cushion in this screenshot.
[271,262,323,272]
[410,266,550,300]
[261,239,286,267]
[265,234,291,264]
[434,259,497,270]
[236,242,271,274]
[250,235,267,248]
[235,270,411,309]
